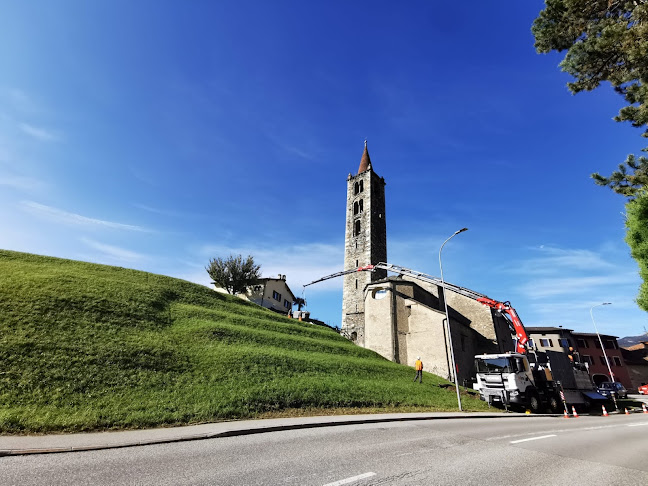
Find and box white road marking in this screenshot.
[322,472,376,486]
[628,422,648,427]
[510,434,556,444]
[488,423,620,441]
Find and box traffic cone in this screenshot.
[563,409,570,418]
[642,403,647,414]
[625,408,630,415]
[571,406,579,418]
[602,405,609,417]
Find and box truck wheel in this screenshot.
[528,393,542,414]
[548,396,561,413]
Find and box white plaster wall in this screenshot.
[364,286,395,361]
[406,303,450,380]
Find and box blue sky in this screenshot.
[1,1,646,338]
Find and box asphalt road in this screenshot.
[2,414,647,485]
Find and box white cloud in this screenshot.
[512,246,615,275]
[520,272,638,299]
[80,238,145,263]
[19,123,60,142]
[502,244,645,336]
[20,201,151,232]
[508,245,637,299]
[133,203,205,219]
[0,174,44,191]
[265,132,315,160]
[199,241,344,291]
[8,89,38,113]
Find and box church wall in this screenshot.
[401,275,513,353]
[393,282,414,365]
[364,285,395,361]
[405,302,451,380]
[445,292,497,341]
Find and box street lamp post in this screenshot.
[590,302,614,382]
[439,227,468,412]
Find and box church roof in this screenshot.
[357,140,372,174]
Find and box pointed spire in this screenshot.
[357,139,372,174]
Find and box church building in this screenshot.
[341,143,513,385]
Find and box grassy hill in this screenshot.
[0,250,490,433]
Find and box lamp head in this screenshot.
[455,227,468,235]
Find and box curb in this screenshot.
[0,412,557,457]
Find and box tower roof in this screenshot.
[357,140,372,174]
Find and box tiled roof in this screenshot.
[358,140,372,174]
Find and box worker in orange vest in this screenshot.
[413,357,423,383]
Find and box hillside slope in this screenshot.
[0,250,489,433]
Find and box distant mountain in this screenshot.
[618,334,648,347]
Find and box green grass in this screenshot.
[0,249,491,433]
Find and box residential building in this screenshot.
[571,332,632,389]
[526,327,632,388]
[620,339,648,390]
[214,274,295,315]
[526,327,576,355]
[242,275,295,314]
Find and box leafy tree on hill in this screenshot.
[532,0,648,195]
[206,254,261,295]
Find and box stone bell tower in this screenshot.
[341,141,387,345]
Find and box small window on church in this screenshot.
[359,199,363,212]
[355,279,358,289]
[354,182,359,195]
[359,180,364,193]
[353,201,359,215]
[351,331,357,342]
[372,289,388,300]
[354,220,361,236]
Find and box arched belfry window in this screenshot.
[359,199,363,213]
[354,182,360,195]
[353,220,361,237]
[353,201,359,215]
[359,180,364,193]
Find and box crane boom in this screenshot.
[304,262,529,353]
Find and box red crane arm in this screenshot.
[476,297,529,353]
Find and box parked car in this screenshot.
[638,383,648,395]
[597,382,628,399]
